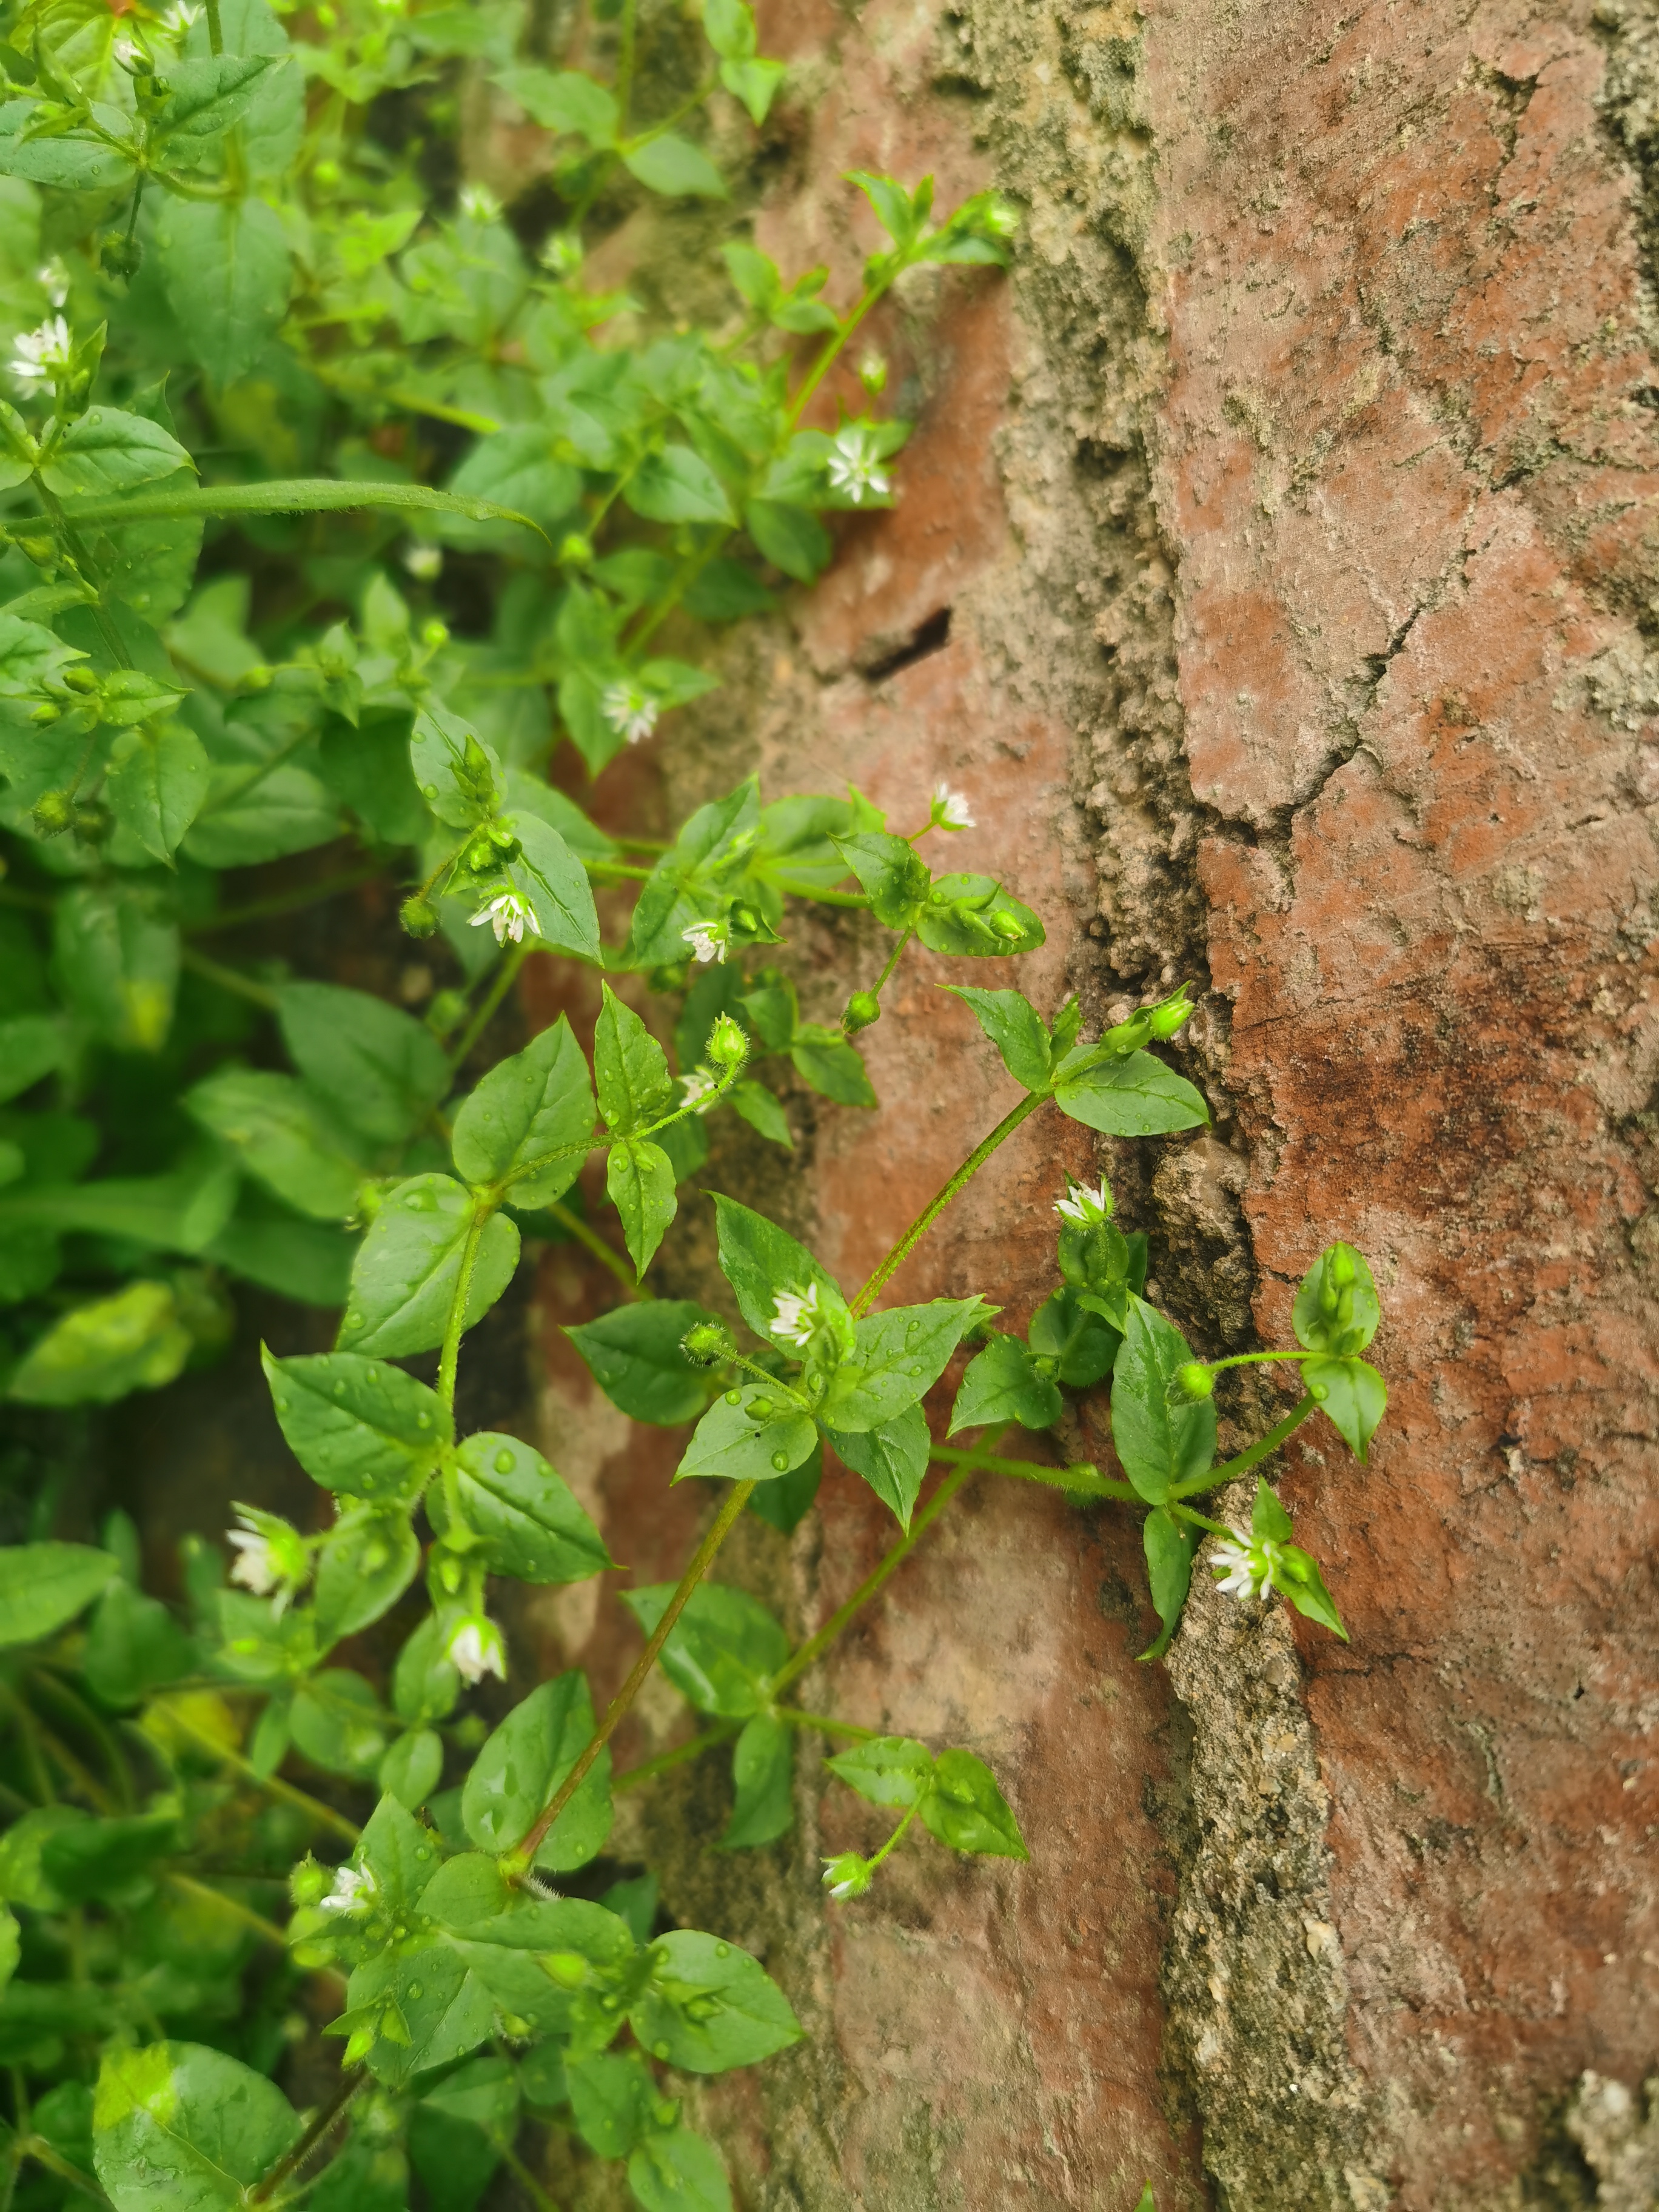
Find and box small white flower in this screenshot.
[826,426,891,506]
[1054,1178,1111,1227]
[318,1862,377,1915]
[160,1,201,32]
[402,542,442,580]
[470,890,542,947]
[447,1615,507,1686]
[35,261,69,309]
[1210,1532,1272,1603]
[601,682,659,746]
[226,1522,279,1597]
[459,183,502,224]
[681,919,726,966]
[821,1851,872,1900]
[680,1067,719,1111]
[769,1281,823,1350]
[113,36,146,68]
[10,315,72,392]
[226,1509,307,1615]
[931,782,974,831]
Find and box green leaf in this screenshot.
[9,1282,192,1406]
[703,0,758,58]
[948,1332,1061,1433]
[743,498,831,580]
[0,1543,117,1647]
[1252,1474,1293,1544]
[849,169,923,250]
[261,1348,450,1500]
[1302,1355,1387,1463]
[1028,1286,1120,1387]
[92,2041,301,2212]
[378,1728,443,1810]
[825,1405,929,1529]
[82,1581,194,1708]
[622,135,729,200]
[626,443,736,526]
[186,1068,365,1222]
[0,614,80,695]
[64,479,552,535]
[629,1930,802,2073]
[917,873,1045,958]
[408,2056,518,2212]
[156,52,276,143]
[746,1440,822,1533]
[1108,1297,1216,1505]
[565,2050,655,2159]
[1275,1544,1349,1641]
[825,1734,935,1809]
[496,65,618,144]
[945,985,1052,1091]
[918,1748,1028,1860]
[727,1077,793,1146]
[566,1301,722,1425]
[290,1669,390,1780]
[434,1430,611,1583]
[629,2125,733,2212]
[1138,1504,1197,1663]
[447,424,583,544]
[674,1383,817,1485]
[393,1615,461,1727]
[409,703,501,827]
[345,1939,495,2087]
[0,105,137,190]
[442,1896,639,2051]
[823,1298,985,1432]
[720,55,786,124]
[711,1192,848,1344]
[723,1712,793,1848]
[594,984,674,1133]
[453,1014,597,1206]
[504,811,603,962]
[623,778,760,968]
[1053,1049,1208,1137]
[621,1582,786,1718]
[461,1673,613,1871]
[0,1906,16,1998]
[104,722,210,863]
[313,1509,421,1639]
[789,1030,877,1106]
[40,407,194,497]
[183,763,340,868]
[276,982,450,1148]
[1292,1241,1381,1356]
[153,195,293,389]
[336,1176,521,1359]
[53,880,178,1053]
[833,829,930,927]
[606,1138,677,1277]
[0,1014,65,1104]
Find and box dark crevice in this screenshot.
[860,605,953,682]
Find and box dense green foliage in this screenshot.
[0,0,1386,2204]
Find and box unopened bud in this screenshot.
[557,532,594,568]
[289,1857,327,1908]
[705,1013,747,1070]
[17,537,55,565]
[400,895,438,939]
[1170,1362,1214,1403]
[843,990,881,1033]
[61,665,98,694]
[29,701,58,724]
[30,788,72,836]
[680,1321,732,1367]
[420,618,449,649]
[1148,986,1196,1040]
[312,158,341,189]
[240,664,273,692]
[99,234,142,280]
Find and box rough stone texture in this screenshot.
[509,0,1659,2205]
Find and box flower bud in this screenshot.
[29,700,59,724]
[61,664,98,694]
[30,788,72,836]
[1148,985,1196,1040]
[705,1013,748,1070]
[843,990,881,1033]
[681,1320,733,1367]
[17,537,55,566]
[821,1851,873,1902]
[400,895,439,939]
[99,233,143,280]
[312,158,342,189]
[557,532,594,568]
[289,1856,327,1908]
[1169,1362,1214,1403]
[240,664,273,692]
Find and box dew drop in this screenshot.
[724,1389,743,1406]
[714,1942,729,1959]
[654,2041,670,2060]
[771,1450,789,1471]
[494,1449,515,1473]
[407,1983,423,1999]
[416,1412,431,1429]
[346,1314,363,1331]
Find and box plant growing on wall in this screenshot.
[0,0,1387,2202]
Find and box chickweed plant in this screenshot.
[0,0,1387,2204]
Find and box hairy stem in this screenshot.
[928,1442,1133,1503]
[851,1090,1045,1315]
[516,1480,756,1864]
[204,0,224,56]
[248,2068,365,2206]
[447,942,530,1074]
[437,1212,488,1412]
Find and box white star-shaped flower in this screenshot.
[1210,1532,1271,1603]
[932,783,974,830]
[10,315,71,391]
[681,920,726,965]
[470,890,541,946]
[826,426,891,506]
[225,1510,306,1617]
[458,183,502,224]
[226,1521,278,1597]
[601,682,659,745]
[447,1615,507,1686]
[1054,1179,1111,1227]
[318,1862,378,1915]
[769,1282,823,1350]
[160,1,201,31]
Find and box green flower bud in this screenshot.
[705,1013,748,1070]
[17,537,55,566]
[30,788,72,836]
[400,895,439,939]
[28,701,59,725]
[681,1320,733,1367]
[557,532,594,567]
[821,1851,873,1902]
[312,158,342,189]
[289,1857,327,1908]
[843,990,881,1032]
[61,665,98,694]
[99,233,143,280]
[240,664,273,692]
[1170,1362,1215,1403]
[1148,985,1196,1039]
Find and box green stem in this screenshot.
[1170,1502,1233,1538]
[515,1480,757,1865]
[858,927,911,1015]
[247,2069,365,2207]
[613,1721,736,1792]
[437,1212,489,1412]
[866,1796,919,1872]
[789,283,886,429]
[498,2144,561,2212]
[163,1872,292,1956]
[927,1442,1133,1503]
[30,1669,132,1809]
[769,879,868,908]
[16,2141,112,2208]
[617,72,718,155]
[189,864,384,936]
[448,943,529,1074]
[547,1200,644,1298]
[1169,1394,1317,1498]
[851,1090,1045,1315]
[179,946,280,1011]
[776,1707,876,1741]
[586,859,655,883]
[204,0,224,55]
